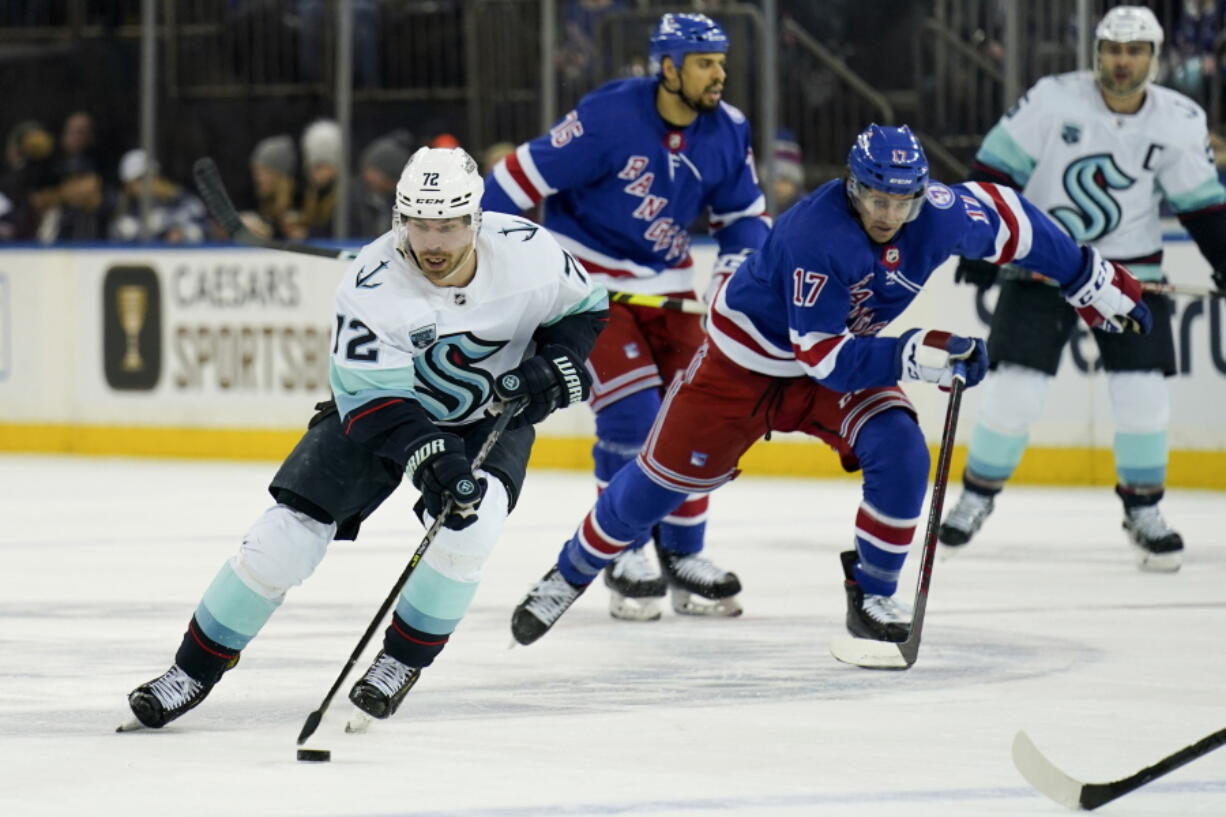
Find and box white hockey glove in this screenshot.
[705,249,752,305]
[896,329,988,389]
[1061,249,1151,335]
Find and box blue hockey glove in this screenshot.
[493,345,590,425]
[896,329,988,389]
[953,257,999,290]
[406,432,484,530]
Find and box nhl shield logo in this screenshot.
[410,324,437,350]
[1061,123,1081,144]
[881,245,901,270]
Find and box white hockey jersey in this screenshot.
[975,71,1226,280]
[329,211,608,426]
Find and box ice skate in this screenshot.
[511,566,587,645]
[656,544,742,617]
[1123,504,1183,573]
[348,650,422,719]
[938,489,994,550]
[125,664,214,729]
[603,545,666,621]
[841,550,911,642]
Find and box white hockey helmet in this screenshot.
[1094,5,1164,85]
[393,145,483,240]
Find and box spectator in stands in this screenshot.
[481,141,515,176]
[38,156,114,243]
[1,120,58,240]
[351,130,412,238]
[295,119,343,239]
[558,0,625,90]
[59,112,96,163]
[243,135,299,240]
[110,149,208,243]
[1170,0,1224,103]
[761,127,805,214]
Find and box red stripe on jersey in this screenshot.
[980,184,1019,264]
[579,511,624,556]
[794,334,845,369]
[669,494,709,520]
[855,507,916,546]
[504,151,544,205]
[709,306,794,362]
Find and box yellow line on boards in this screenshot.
[0,424,1222,490]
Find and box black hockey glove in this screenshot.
[493,345,591,425]
[406,433,484,531]
[954,257,1000,290]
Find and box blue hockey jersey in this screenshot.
[707,178,1088,393]
[482,77,770,295]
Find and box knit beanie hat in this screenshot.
[250,135,297,176]
[301,119,343,169]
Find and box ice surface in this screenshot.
[1,454,1223,816]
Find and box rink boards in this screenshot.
[0,236,1222,488]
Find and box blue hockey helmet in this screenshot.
[846,124,929,223]
[649,13,729,75]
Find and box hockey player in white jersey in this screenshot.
[123,147,608,729]
[939,6,1226,571]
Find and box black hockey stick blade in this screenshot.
[193,156,355,261]
[295,398,527,745]
[829,368,967,670]
[192,157,246,237]
[1013,728,1226,811]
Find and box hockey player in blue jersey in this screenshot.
[509,124,1152,647]
[483,12,770,621]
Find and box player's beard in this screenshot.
[682,81,722,113]
[1098,62,1147,98]
[412,242,475,285]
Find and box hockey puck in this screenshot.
[296,749,331,763]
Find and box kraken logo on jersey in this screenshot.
[1048,153,1135,243]
[412,331,507,422]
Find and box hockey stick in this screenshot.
[608,291,706,315]
[999,268,1224,299]
[1012,728,1226,810]
[828,363,967,670]
[295,397,526,745]
[193,157,358,261]
[195,156,704,314]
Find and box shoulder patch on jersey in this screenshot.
[926,183,955,209]
[719,100,747,124]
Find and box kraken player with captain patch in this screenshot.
[123,147,607,729]
[940,6,1226,571]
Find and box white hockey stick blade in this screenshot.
[1012,730,1087,810]
[828,636,909,670]
[115,718,146,733]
